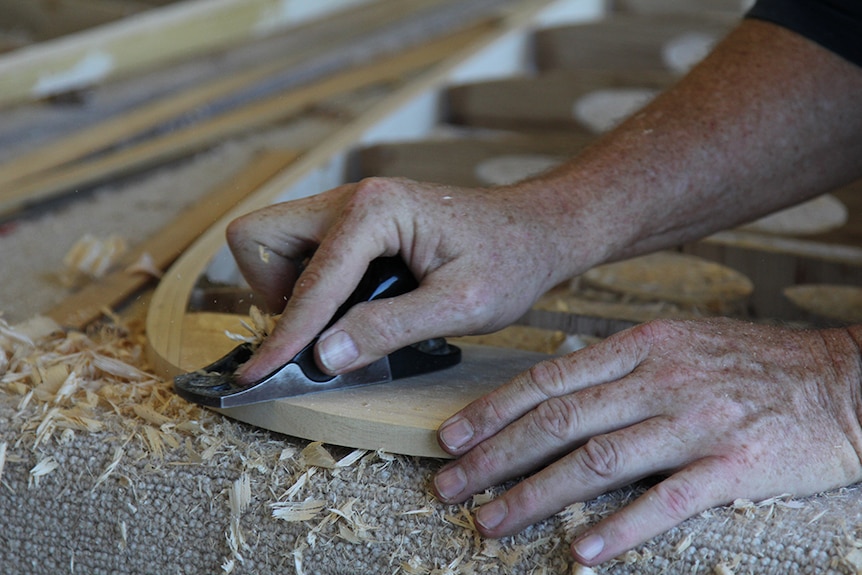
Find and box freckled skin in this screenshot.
[226,18,862,568]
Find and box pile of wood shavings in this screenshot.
[0,312,573,574]
[0,313,209,462]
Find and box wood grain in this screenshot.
[178,312,547,458]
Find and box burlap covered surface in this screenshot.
[1,317,861,575]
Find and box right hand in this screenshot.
[226,176,579,384]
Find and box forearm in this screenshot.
[518,18,862,275]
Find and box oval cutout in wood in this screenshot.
[783,284,862,324]
[662,31,717,74]
[474,153,563,185]
[581,251,754,314]
[572,88,658,133]
[738,194,847,236]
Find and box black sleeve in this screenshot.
[746,0,862,67]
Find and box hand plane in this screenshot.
[174,257,460,409]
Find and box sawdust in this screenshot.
[0,310,854,573]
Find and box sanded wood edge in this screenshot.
[219,402,449,458]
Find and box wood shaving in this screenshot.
[258,245,271,263]
[29,456,59,488]
[271,498,327,522]
[300,441,367,470]
[228,473,251,517]
[843,548,862,574]
[558,502,591,532]
[93,445,125,490]
[125,252,163,278]
[60,233,128,287]
[673,533,693,555]
[0,441,6,483]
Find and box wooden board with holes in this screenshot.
[356,133,591,186]
[533,13,734,74]
[178,312,547,458]
[683,179,862,319]
[445,69,673,132]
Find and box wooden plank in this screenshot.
[0,0,375,107]
[534,13,734,74]
[0,0,151,42]
[357,133,592,186]
[0,21,494,218]
[611,0,747,16]
[445,69,673,132]
[45,150,301,330]
[178,311,548,458]
[0,58,301,191]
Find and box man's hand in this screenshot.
[432,318,862,565]
[226,177,582,384]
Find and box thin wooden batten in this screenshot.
[0,0,374,108]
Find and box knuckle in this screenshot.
[465,438,505,478]
[507,478,548,514]
[527,359,571,399]
[530,396,582,442]
[349,177,401,209]
[349,304,405,349]
[652,475,701,523]
[468,393,510,434]
[576,435,625,480]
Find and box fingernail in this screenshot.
[434,466,467,501]
[439,417,474,451]
[476,499,507,531]
[573,533,604,562]
[317,330,359,372]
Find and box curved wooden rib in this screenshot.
[146,0,561,458]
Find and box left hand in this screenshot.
[431,317,862,565]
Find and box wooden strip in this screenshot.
[357,133,591,186]
[0,58,299,190]
[0,0,374,108]
[533,13,733,73]
[146,0,559,379]
[0,21,494,218]
[0,0,467,191]
[0,0,151,42]
[45,150,300,330]
[445,68,673,132]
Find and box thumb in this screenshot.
[314,278,485,374]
